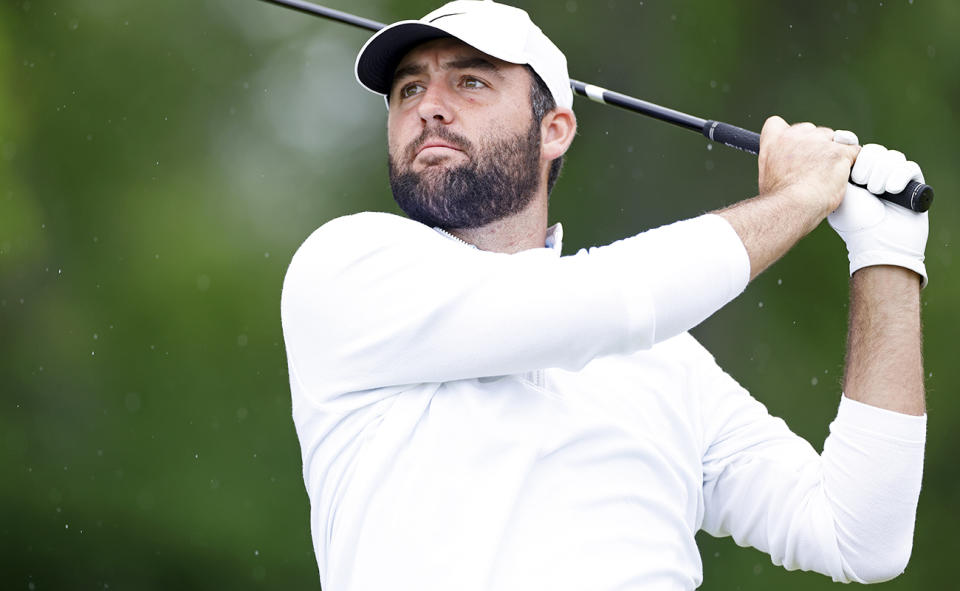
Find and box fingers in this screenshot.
[851,143,886,186]
[887,160,924,193]
[867,149,906,194]
[833,129,859,146]
[760,116,789,150]
[764,118,925,199]
[851,144,925,195]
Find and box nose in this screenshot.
[416,83,455,125]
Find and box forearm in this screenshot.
[843,265,925,415]
[716,187,827,280]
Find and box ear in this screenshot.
[540,107,577,162]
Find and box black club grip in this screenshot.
[704,120,760,155]
[702,120,933,212]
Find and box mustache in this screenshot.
[405,126,474,162]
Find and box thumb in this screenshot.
[828,183,885,233]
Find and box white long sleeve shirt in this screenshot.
[280,211,926,590]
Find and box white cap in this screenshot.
[355,0,573,109]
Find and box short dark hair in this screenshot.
[525,66,565,195]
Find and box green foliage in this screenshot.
[2,0,956,588]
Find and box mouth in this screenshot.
[416,142,463,156]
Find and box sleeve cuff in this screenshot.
[638,213,751,342]
[835,394,927,444]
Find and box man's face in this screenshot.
[386,39,544,229]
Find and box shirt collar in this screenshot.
[433,223,564,255]
[545,223,563,255]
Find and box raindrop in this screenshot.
[758,301,764,308]
[706,144,713,151]
[811,377,819,386]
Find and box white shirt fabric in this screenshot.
[281,211,926,590]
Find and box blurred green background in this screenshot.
[1,0,956,588]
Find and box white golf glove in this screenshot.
[827,135,928,288]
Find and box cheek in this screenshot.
[387,123,406,158]
[388,114,417,146]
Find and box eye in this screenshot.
[399,83,424,99]
[461,76,487,90]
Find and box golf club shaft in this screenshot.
[258,0,933,212]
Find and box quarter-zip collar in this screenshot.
[433,223,564,256]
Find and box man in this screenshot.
[281,1,928,589]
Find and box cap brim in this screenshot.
[355,21,454,97]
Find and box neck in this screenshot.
[443,194,549,254]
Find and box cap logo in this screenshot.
[428,12,465,23]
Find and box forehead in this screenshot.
[393,38,519,78]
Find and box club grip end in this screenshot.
[866,180,933,212]
[887,180,934,213]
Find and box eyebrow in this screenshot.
[391,56,504,93]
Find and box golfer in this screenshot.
[281,1,928,589]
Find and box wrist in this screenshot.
[851,265,923,292]
[760,185,831,233]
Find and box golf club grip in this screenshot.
[703,120,933,212]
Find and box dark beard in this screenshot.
[388,118,542,230]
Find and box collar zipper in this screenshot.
[433,227,477,249]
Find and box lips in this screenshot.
[417,142,463,155]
